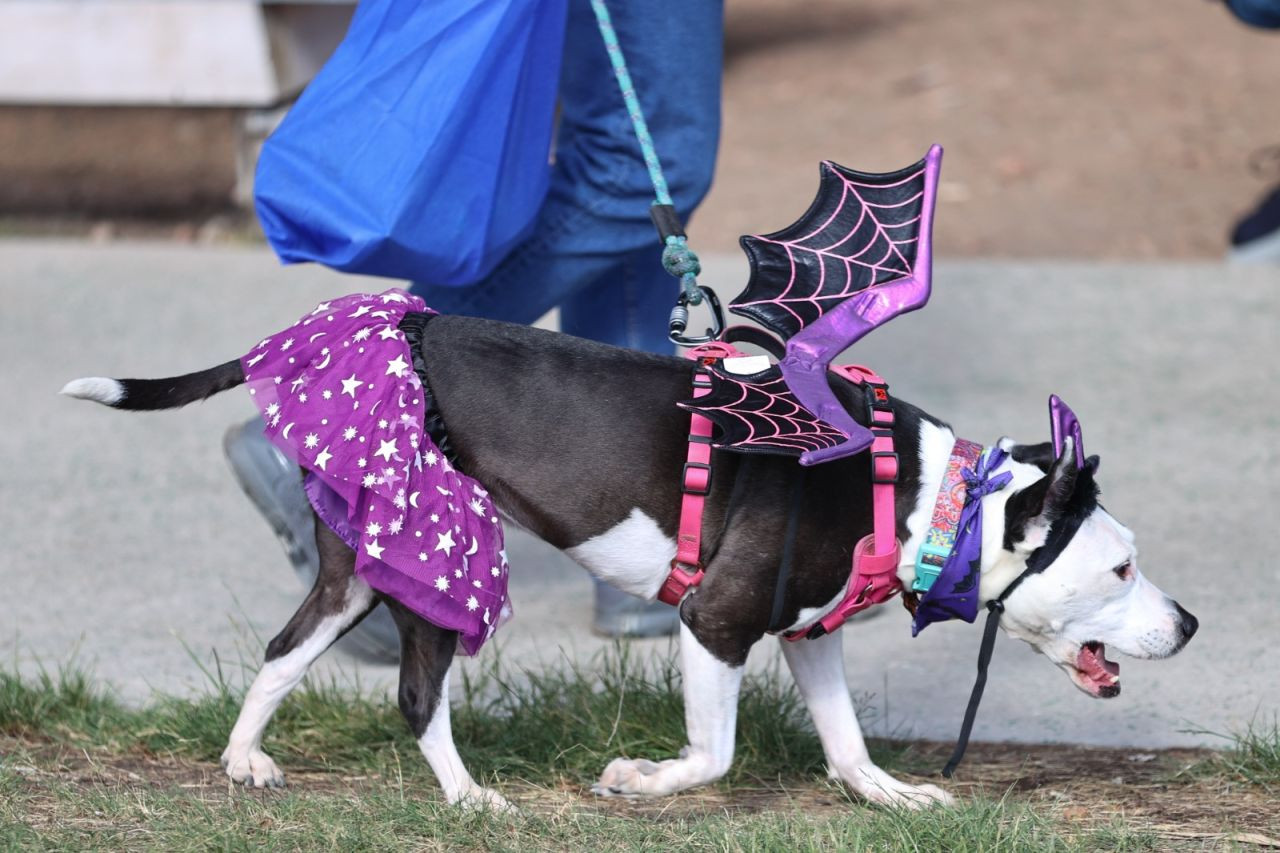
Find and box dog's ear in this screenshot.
[1010,441,1055,473]
[1003,437,1079,552]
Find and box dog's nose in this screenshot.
[1174,602,1198,642]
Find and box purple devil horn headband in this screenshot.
[1048,394,1085,469]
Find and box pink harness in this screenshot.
[659,342,903,637]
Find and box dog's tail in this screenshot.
[60,360,245,411]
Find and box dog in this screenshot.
[62,310,1198,810]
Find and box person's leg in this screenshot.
[413,0,724,335]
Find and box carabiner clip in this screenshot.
[668,286,725,346]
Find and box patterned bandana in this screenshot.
[241,290,508,655]
[911,443,1011,635]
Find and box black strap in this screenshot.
[941,600,1003,777]
[723,325,786,360]
[703,455,754,566]
[767,469,808,633]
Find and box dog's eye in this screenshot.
[1112,562,1132,580]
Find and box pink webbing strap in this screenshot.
[787,364,903,640]
[658,341,747,606]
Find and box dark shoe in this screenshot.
[591,577,680,638]
[1230,184,1280,263]
[223,419,401,663]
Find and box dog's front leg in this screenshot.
[781,631,955,808]
[592,622,743,797]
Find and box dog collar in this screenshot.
[912,438,985,595]
[911,443,1011,636]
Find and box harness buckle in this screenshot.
[658,560,705,606]
[682,461,712,496]
[911,542,951,593]
[871,451,899,484]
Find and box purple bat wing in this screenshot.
[730,145,943,465]
[678,365,848,458]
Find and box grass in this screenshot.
[1,649,1276,851]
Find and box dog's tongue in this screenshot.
[1078,642,1120,681]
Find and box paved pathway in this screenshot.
[2,240,1276,748]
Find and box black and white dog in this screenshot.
[63,313,1197,809]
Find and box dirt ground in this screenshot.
[7,736,1278,847]
[701,0,1280,259]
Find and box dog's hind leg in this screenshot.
[592,622,745,797]
[221,520,377,788]
[780,630,955,808]
[381,599,511,811]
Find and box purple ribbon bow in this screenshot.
[912,445,1013,635]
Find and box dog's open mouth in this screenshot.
[1073,641,1121,698]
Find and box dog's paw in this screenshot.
[844,764,955,809]
[590,757,678,798]
[220,747,286,789]
[455,784,516,813]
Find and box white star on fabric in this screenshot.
[350,305,373,319]
[378,418,389,430]
[388,517,403,535]
[290,376,306,392]
[311,301,332,315]
[393,493,407,510]
[385,354,410,378]
[429,513,440,524]
[420,552,430,562]
[341,374,362,398]
[472,580,482,589]
[265,402,280,418]
[322,389,333,400]
[435,575,449,590]
[374,438,398,461]
[468,498,487,517]
[303,433,319,450]
[280,338,295,351]
[362,473,377,488]
[366,521,382,537]
[473,484,489,498]
[298,392,308,403]
[466,596,479,612]
[382,292,408,304]
[499,549,509,566]
[357,457,367,467]
[424,450,438,467]
[247,352,266,368]
[365,539,384,560]
[378,326,400,341]
[352,327,372,342]
[435,530,456,556]
[343,426,358,441]
[315,446,333,471]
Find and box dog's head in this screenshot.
[976,437,1197,698]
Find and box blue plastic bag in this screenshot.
[255,0,567,286]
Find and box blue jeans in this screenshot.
[412,0,724,354]
[1226,0,1280,27]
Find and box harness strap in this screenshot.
[658,341,747,606]
[786,365,902,641]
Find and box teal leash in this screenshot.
[588,0,724,344]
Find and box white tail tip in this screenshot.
[61,377,125,406]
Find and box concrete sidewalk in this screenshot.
[2,239,1276,749]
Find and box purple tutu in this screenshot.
[241,290,508,655]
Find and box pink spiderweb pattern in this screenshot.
[733,161,928,340]
[679,366,846,456]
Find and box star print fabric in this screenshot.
[241,290,508,654]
